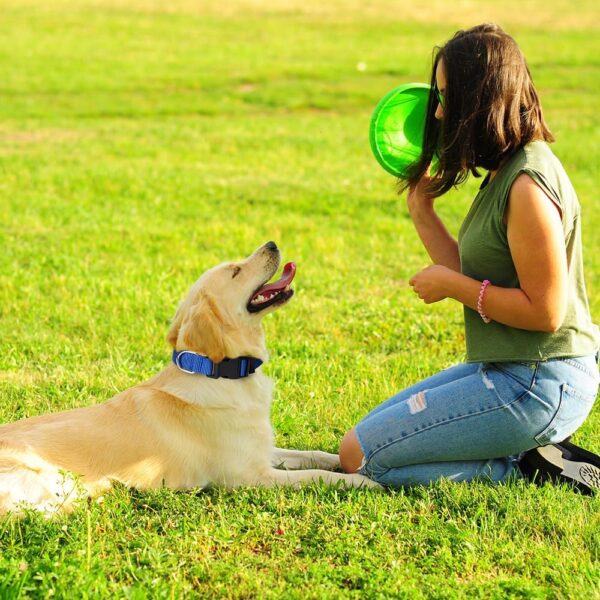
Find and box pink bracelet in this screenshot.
[477,279,492,324]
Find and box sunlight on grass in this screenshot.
[1,1,599,597]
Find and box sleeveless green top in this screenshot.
[458,141,599,363]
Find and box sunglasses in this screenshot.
[433,82,445,108]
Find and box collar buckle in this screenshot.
[208,358,246,379]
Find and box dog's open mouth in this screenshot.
[247,262,296,313]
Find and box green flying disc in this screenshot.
[369,83,431,178]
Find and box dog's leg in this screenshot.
[258,467,381,489]
[272,448,341,471]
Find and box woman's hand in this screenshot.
[409,265,456,304]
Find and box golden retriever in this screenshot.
[0,242,378,515]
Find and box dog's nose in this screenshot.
[265,241,278,252]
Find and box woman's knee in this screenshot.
[339,428,365,473]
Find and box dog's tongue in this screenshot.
[254,262,296,297]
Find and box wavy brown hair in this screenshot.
[401,23,554,197]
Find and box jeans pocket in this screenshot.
[534,383,597,446]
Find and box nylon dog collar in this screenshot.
[172,350,263,379]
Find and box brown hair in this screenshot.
[402,23,554,197]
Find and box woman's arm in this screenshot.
[407,175,461,272]
[409,173,568,332]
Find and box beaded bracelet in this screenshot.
[477,279,492,324]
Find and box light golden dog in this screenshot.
[0,242,377,514]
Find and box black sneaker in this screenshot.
[518,439,600,495]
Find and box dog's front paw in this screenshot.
[313,451,342,471]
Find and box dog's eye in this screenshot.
[231,266,242,279]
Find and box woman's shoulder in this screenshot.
[522,140,561,169]
[511,141,579,222]
[503,141,557,173]
[497,141,569,190]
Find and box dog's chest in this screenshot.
[159,373,277,484]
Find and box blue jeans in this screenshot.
[355,355,599,487]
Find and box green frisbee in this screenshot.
[369,83,431,178]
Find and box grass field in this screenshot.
[1,1,599,597]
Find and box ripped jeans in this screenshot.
[355,356,599,487]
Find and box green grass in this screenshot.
[1,1,599,597]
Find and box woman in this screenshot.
[339,24,600,491]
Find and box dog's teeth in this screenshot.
[251,288,289,307]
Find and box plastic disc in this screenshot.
[369,83,431,178]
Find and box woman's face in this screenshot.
[434,59,446,121]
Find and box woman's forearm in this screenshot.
[410,207,461,272]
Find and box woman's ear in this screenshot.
[181,293,227,363]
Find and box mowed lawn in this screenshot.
[1,1,599,597]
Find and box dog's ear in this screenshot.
[182,293,227,363]
[166,302,185,348]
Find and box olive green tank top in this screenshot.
[458,141,599,363]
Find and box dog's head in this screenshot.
[167,242,295,363]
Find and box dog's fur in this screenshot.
[0,243,377,515]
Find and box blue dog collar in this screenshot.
[172,350,263,379]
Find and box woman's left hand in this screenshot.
[409,265,456,304]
